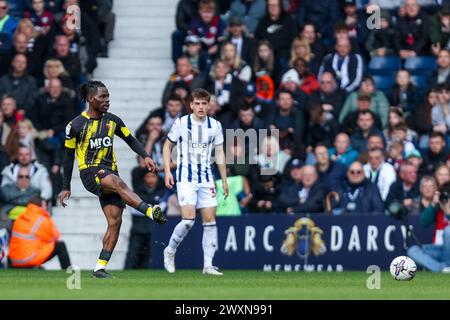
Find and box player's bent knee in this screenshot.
[108,216,122,229]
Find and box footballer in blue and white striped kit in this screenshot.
[162,88,229,276]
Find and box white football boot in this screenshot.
[202,266,223,276]
[163,247,176,273]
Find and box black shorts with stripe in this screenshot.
[79,167,125,209]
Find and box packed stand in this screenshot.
[0,0,115,233]
[131,0,450,223]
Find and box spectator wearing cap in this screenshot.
[0,0,18,39]
[341,94,383,135]
[279,165,327,214]
[318,37,364,93]
[429,49,450,88]
[430,1,450,56]
[240,82,272,126]
[184,34,212,76]
[339,0,369,55]
[365,9,396,58]
[255,0,297,68]
[305,102,339,151]
[220,41,252,83]
[339,75,390,128]
[350,110,384,152]
[172,0,199,63]
[279,68,308,109]
[296,0,341,45]
[268,90,306,148]
[189,0,227,59]
[308,72,346,121]
[161,56,204,106]
[314,144,347,193]
[405,148,423,172]
[420,131,449,175]
[328,132,358,167]
[225,15,257,67]
[394,0,430,59]
[229,0,266,35]
[280,157,303,188]
[388,70,421,115]
[363,147,397,201]
[335,161,385,215]
[0,53,37,114]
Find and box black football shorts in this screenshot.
[80,167,125,209]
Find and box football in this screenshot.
[390,256,417,281]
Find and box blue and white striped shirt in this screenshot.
[167,115,224,184]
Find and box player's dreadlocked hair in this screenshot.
[79,81,106,103]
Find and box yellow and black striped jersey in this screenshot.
[64,111,132,172]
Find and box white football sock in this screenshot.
[202,221,218,268]
[167,219,195,253]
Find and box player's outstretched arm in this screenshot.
[59,148,75,207]
[115,116,156,171]
[215,144,228,199]
[163,139,175,189]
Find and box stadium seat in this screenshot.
[411,74,428,97]
[404,56,437,76]
[372,75,395,95]
[368,56,401,76]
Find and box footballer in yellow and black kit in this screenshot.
[63,111,148,208]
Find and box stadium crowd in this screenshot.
[2,0,450,270]
[0,0,114,231]
[129,0,450,222]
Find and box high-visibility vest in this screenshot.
[9,204,60,267]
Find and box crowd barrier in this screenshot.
[150,214,433,271]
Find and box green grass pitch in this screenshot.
[0,270,449,300]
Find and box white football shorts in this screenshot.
[176,181,217,209]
